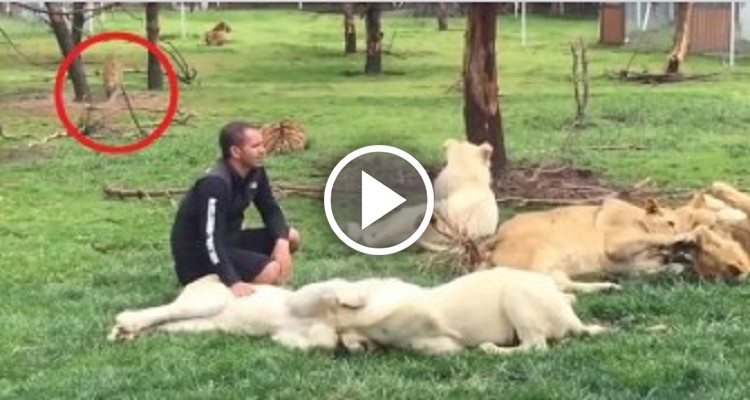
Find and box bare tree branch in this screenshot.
[10,2,120,17]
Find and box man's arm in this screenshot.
[194,177,242,287]
[253,168,290,241]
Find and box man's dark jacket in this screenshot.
[170,160,289,286]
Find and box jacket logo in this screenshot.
[250,182,258,189]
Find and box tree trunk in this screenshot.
[71,2,85,45]
[364,4,382,75]
[146,2,163,90]
[666,2,693,74]
[463,3,507,178]
[437,3,449,31]
[343,3,356,54]
[47,2,90,102]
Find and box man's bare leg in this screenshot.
[288,228,301,253]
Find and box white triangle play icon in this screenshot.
[361,171,406,230]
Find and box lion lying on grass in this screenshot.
[324,267,608,356]
[480,198,698,293]
[108,274,419,352]
[204,21,231,46]
[679,182,750,279]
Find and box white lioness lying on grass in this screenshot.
[347,139,498,251]
[481,198,698,293]
[108,274,419,352]
[325,267,607,356]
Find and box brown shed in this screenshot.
[599,3,626,45]
[690,3,732,53]
[599,2,734,54]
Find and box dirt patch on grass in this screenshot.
[8,90,170,118]
[4,90,175,144]
[316,152,623,207]
[0,145,51,165]
[311,153,693,210]
[496,163,615,204]
[492,161,703,211]
[439,160,684,208]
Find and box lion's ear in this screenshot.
[645,198,661,214]
[688,192,707,209]
[693,225,708,244]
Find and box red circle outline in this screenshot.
[53,31,179,154]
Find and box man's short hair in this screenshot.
[219,120,260,160]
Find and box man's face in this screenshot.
[233,128,266,169]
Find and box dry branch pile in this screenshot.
[418,210,485,274]
[261,120,308,155]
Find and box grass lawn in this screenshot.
[2,7,750,399]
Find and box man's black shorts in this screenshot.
[172,228,276,286]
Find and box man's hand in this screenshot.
[230,282,255,297]
[272,238,293,282]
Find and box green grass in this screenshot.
[3,8,750,399]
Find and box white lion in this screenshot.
[108,275,421,352]
[325,267,608,356]
[347,139,499,251]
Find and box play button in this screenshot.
[361,171,406,229]
[324,145,434,256]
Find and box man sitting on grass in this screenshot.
[169,120,301,297]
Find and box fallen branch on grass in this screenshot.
[87,129,148,141]
[103,186,186,200]
[624,177,653,194]
[84,103,178,114]
[0,126,35,141]
[497,177,654,207]
[610,70,719,84]
[575,144,647,151]
[634,187,701,199]
[74,106,197,139]
[496,195,615,207]
[103,183,323,201]
[174,109,197,126]
[103,176,682,213]
[93,110,196,137]
[27,130,67,147]
[525,163,573,183]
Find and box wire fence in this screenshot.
[621,2,750,66]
